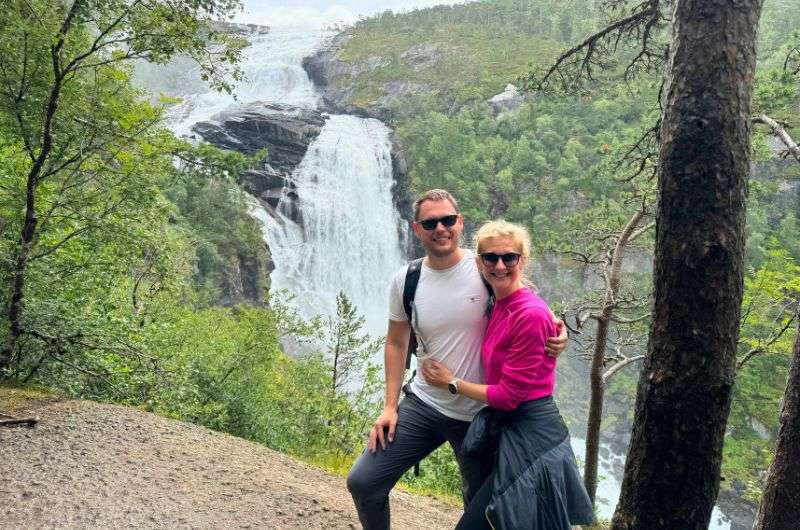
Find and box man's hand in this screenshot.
[368,407,398,453]
[545,318,569,358]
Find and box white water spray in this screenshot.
[146,27,324,137]
[262,115,404,330]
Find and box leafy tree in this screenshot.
[321,291,383,395]
[0,0,245,375]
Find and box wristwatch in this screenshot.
[447,378,460,395]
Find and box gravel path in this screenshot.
[0,397,460,529]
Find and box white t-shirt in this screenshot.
[388,250,488,421]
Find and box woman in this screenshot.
[422,220,594,530]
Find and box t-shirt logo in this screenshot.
[468,295,481,303]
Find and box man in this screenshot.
[346,189,568,529]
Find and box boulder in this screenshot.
[488,83,524,115]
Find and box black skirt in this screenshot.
[463,396,595,530]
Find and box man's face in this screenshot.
[412,199,463,258]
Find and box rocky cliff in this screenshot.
[193,102,328,227]
[301,34,434,124]
[301,34,386,120]
[191,102,327,305]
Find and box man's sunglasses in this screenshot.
[417,214,459,231]
[480,252,521,267]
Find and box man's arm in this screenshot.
[368,319,410,453]
[545,317,569,358]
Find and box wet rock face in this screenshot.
[217,244,274,308]
[301,35,393,123]
[389,135,422,259]
[192,102,326,225]
[191,102,325,305]
[301,36,352,110]
[192,102,326,172]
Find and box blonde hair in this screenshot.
[413,189,458,220]
[474,220,531,259]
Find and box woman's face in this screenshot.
[477,235,526,295]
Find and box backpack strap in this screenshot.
[402,258,424,369]
[402,258,424,478]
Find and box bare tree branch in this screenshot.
[524,0,665,93]
[628,220,655,244]
[610,312,652,324]
[753,114,800,163]
[603,354,646,384]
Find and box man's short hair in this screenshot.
[413,189,458,220]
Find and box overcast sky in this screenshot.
[238,1,467,27]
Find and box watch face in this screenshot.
[448,382,458,394]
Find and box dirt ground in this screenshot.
[0,396,460,529]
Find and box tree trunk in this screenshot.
[0,29,70,375]
[584,313,609,504]
[753,323,800,530]
[586,209,646,504]
[0,209,37,373]
[611,1,762,529]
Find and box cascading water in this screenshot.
[141,25,406,333]
[151,27,322,136]
[261,115,404,327]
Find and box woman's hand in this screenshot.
[421,359,454,388]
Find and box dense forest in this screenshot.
[1,0,798,528]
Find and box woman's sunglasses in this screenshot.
[417,214,459,231]
[480,252,521,267]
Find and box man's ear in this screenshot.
[411,221,422,239]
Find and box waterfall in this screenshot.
[151,26,323,137]
[261,115,404,330]
[143,25,406,333]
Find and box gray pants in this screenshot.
[346,391,486,530]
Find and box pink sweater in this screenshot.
[483,287,557,411]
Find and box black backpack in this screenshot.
[401,257,494,370]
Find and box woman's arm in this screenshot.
[486,307,554,410]
[420,360,488,403]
